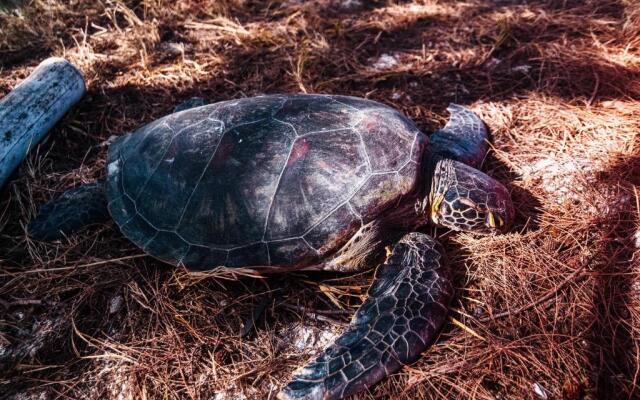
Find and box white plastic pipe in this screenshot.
[0,57,86,188]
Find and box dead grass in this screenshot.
[1,0,640,399]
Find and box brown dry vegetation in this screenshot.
[1,0,639,399]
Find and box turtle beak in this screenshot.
[430,193,444,224]
[486,211,505,231]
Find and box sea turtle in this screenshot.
[29,94,514,400]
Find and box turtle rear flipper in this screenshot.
[430,104,489,168]
[279,232,453,400]
[28,181,110,241]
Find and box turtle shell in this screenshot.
[105,94,426,270]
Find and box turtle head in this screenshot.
[428,158,513,235]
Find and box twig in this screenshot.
[1,254,147,276]
[281,304,349,326]
[449,316,486,341]
[0,298,42,308]
[587,70,600,106]
[281,303,351,316]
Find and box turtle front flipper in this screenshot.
[430,104,489,168]
[279,232,453,400]
[28,181,110,240]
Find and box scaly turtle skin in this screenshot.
[29,94,514,400]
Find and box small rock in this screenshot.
[512,64,532,74]
[109,295,123,315]
[8,391,48,400]
[337,0,362,10]
[213,389,247,400]
[291,324,339,352]
[156,42,189,55]
[472,307,484,318]
[533,382,550,399]
[370,54,399,70]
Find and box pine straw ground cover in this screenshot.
[1,0,639,399]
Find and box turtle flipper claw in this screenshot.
[279,232,453,400]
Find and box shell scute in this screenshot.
[354,109,420,173]
[182,246,228,271]
[268,238,314,265]
[303,203,361,254]
[135,118,225,231]
[226,242,270,267]
[264,128,369,241]
[175,118,295,247]
[119,213,157,248]
[143,231,190,264]
[273,95,362,135]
